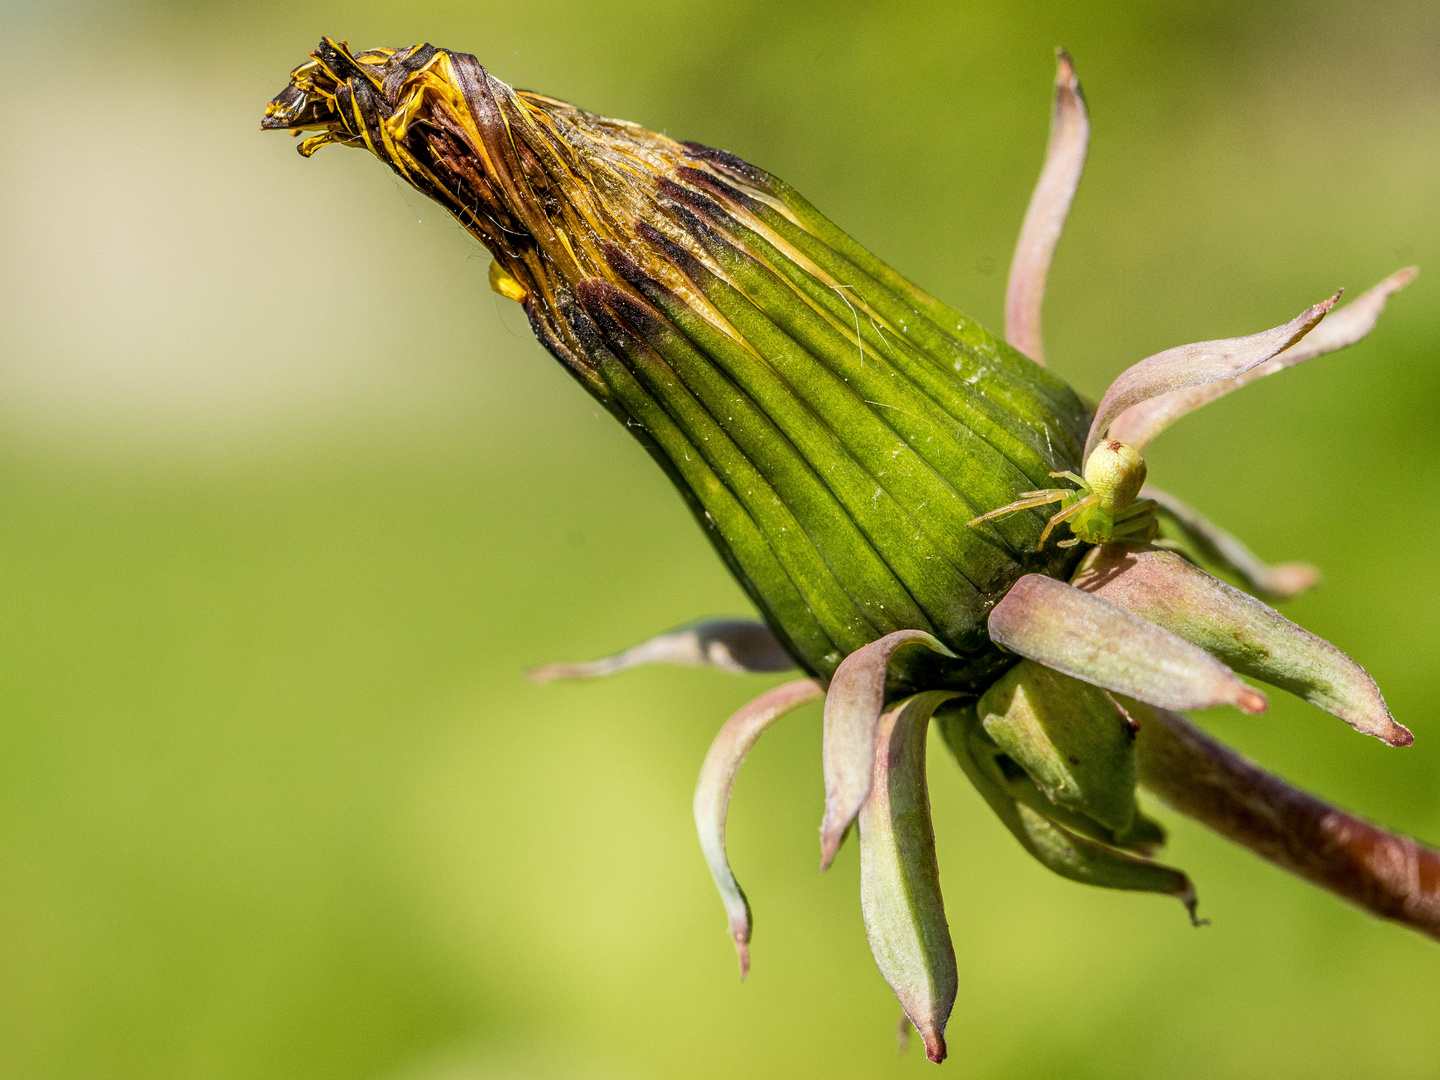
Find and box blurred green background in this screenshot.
[1,0,1437,1076]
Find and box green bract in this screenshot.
[265,40,1427,1063]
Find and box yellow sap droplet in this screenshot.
[489,261,528,303]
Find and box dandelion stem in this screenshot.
[1135,707,1440,941]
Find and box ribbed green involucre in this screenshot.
[262,38,1091,686]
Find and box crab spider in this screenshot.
[969,439,1158,550]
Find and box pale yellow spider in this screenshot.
[969,439,1158,551]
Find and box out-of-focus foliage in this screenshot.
[0,1,1436,1077]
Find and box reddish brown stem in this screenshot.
[1135,707,1440,941]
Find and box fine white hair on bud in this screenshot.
[1082,440,1147,515]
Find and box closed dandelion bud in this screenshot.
[262,38,1089,683]
[264,40,1439,1060]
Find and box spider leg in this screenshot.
[1110,513,1159,543]
[968,489,1070,528]
[1038,491,1102,548]
[1048,470,1087,488]
[1114,498,1158,523]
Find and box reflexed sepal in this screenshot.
[1109,269,1417,449]
[1005,48,1089,367]
[1085,296,1338,460]
[530,618,795,682]
[977,660,1139,834]
[821,630,957,869]
[1025,789,1168,857]
[1073,543,1411,746]
[1145,484,1320,601]
[858,690,960,1064]
[694,679,825,978]
[939,706,1201,922]
[988,574,1268,714]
